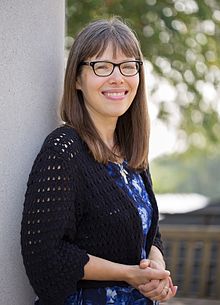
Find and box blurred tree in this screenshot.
[151,150,220,199]
[66,0,220,154]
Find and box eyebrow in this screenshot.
[93,58,137,62]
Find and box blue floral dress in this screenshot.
[35,161,155,305]
[65,160,154,305]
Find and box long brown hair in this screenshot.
[60,17,150,170]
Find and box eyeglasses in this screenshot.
[80,60,143,77]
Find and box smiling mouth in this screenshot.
[102,91,128,97]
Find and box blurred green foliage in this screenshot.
[151,150,220,199]
[66,0,220,197]
[66,0,220,155]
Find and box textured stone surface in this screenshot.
[0,1,64,304]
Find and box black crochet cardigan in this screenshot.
[21,125,163,305]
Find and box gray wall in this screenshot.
[0,1,65,304]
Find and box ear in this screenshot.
[76,76,82,90]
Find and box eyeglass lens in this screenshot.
[93,61,140,76]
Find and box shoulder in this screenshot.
[40,125,86,160]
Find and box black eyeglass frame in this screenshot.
[80,60,143,77]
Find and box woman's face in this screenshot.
[76,43,140,125]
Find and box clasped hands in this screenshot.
[127,259,177,302]
[139,259,177,302]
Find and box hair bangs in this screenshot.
[79,20,141,61]
[93,31,140,60]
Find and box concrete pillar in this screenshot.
[0,1,65,304]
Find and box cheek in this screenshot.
[84,78,105,94]
[130,77,139,93]
[131,74,139,87]
[77,71,101,93]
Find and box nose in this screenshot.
[109,66,124,83]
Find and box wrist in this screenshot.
[149,246,166,269]
[156,260,166,269]
[147,256,166,270]
[123,265,137,283]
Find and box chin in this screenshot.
[113,113,127,119]
[111,105,131,117]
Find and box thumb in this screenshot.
[146,267,170,280]
[139,259,151,269]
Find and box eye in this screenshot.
[122,63,137,70]
[94,62,111,71]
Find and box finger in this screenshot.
[151,287,171,302]
[139,259,150,269]
[168,276,174,288]
[139,277,170,300]
[140,279,166,299]
[154,289,172,302]
[171,285,178,296]
[138,279,160,294]
[157,277,178,302]
[157,285,178,302]
[168,276,177,294]
[145,277,177,302]
[144,267,170,280]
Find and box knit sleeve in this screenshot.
[145,167,164,256]
[152,225,164,255]
[21,147,89,305]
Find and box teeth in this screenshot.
[105,92,125,97]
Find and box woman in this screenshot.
[21,17,177,305]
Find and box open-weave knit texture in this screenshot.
[21,125,163,305]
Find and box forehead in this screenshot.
[91,42,136,60]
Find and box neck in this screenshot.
[94,120,116,150]
[86,109,118,150]
[95,120,124,162]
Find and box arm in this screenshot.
[141,169,177,301]
[148,245,166,269]
[83,254,170,289]
[145,168,164,255]
[21,147,89,305]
